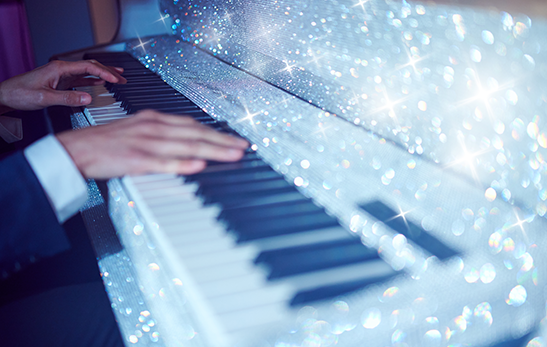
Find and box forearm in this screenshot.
[0,81,14,116]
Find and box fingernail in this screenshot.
[80,94,91,104]
[238,138,249,147]
[228,148,243,157]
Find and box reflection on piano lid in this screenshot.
[69,0,547,346]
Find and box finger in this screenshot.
[147,122,249,149]
[112,66,124,73]
[44,90,92,107]
[69,77,106,88]
[138,137,246,162]
[141,158,207,175]
[60,60,127,84]
[132,111,249,148]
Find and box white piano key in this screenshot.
[251,226,353,252]
[93,116,130,123]
[165,225,227,244]
[183,245,259,270]
[200,273,268,297]
[132,177,188,191]
[161,218,221,234]
[129,173,179,183]
[139,185,198,199]
[153,205,220,221]
[87,102,122,110]
[175,235,240,257]
[193,262,256,283]
[221,303,288,334]
[208,285,292,314]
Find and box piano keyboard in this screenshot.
[71,48,547,347]
[78,51,405,343]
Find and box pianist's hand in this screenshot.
[56,110,249,179]
[0,60,126,115]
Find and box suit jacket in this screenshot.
[0,150,70,276]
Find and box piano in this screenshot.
[58,0,547,346]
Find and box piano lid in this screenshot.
[102,0,547,346]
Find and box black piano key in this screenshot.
[114,85,175,98]
[256,238,379,279]
[126,99,197,107]
[205,153,261,167]
[120,95,188,108]
[111,81,170,91]
[358,200,458,260]
[218,190,308,210]
[230,210,340,241]
[191,160,271,176]
[218,199,322,223]
[168,109,211,117]
[113,76,163,83]
[290,274,396,306]
[197,176,289,194]
[202,184,297,208]
[127,104,200,114]
[117,70,157,77]
[114,89,185,99]
[190,167,279,187]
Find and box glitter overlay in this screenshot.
[102,0,547,346]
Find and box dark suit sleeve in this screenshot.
[0,151,71,276]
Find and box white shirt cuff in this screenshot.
[24,135,88,223]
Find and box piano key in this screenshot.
[189,167,279,186]
[218,190,310,210]
[218,199,322,223]
[128,104,200,114]
[114,89,186,98]
[256,238,379,279]
[218,302,289,333]
[125,99,196,109]
[251,226,353,252]
[208,285,292,314]
[113,85,176,98]
[197,177,292,197]
[359,200,459,259]
[120,94,188,108]
[193,261,256,283]
[189,160,271,177]
[182,245,259,270]
[111,81,170,90]
[200,273,269,297]
[230,211,341,242]
[290,271,397,306]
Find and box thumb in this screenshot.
[45,90,92,107]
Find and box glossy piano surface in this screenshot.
[68,0,547,346]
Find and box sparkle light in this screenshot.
[351,0,371,12]
[133,33,149,54]
[507,209,534,242]
[443,132,492,186]
[279,59,298,77]
[153,12,171,28]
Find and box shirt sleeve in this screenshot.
[24,135,88,223]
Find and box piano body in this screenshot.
[58,0,547,346]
